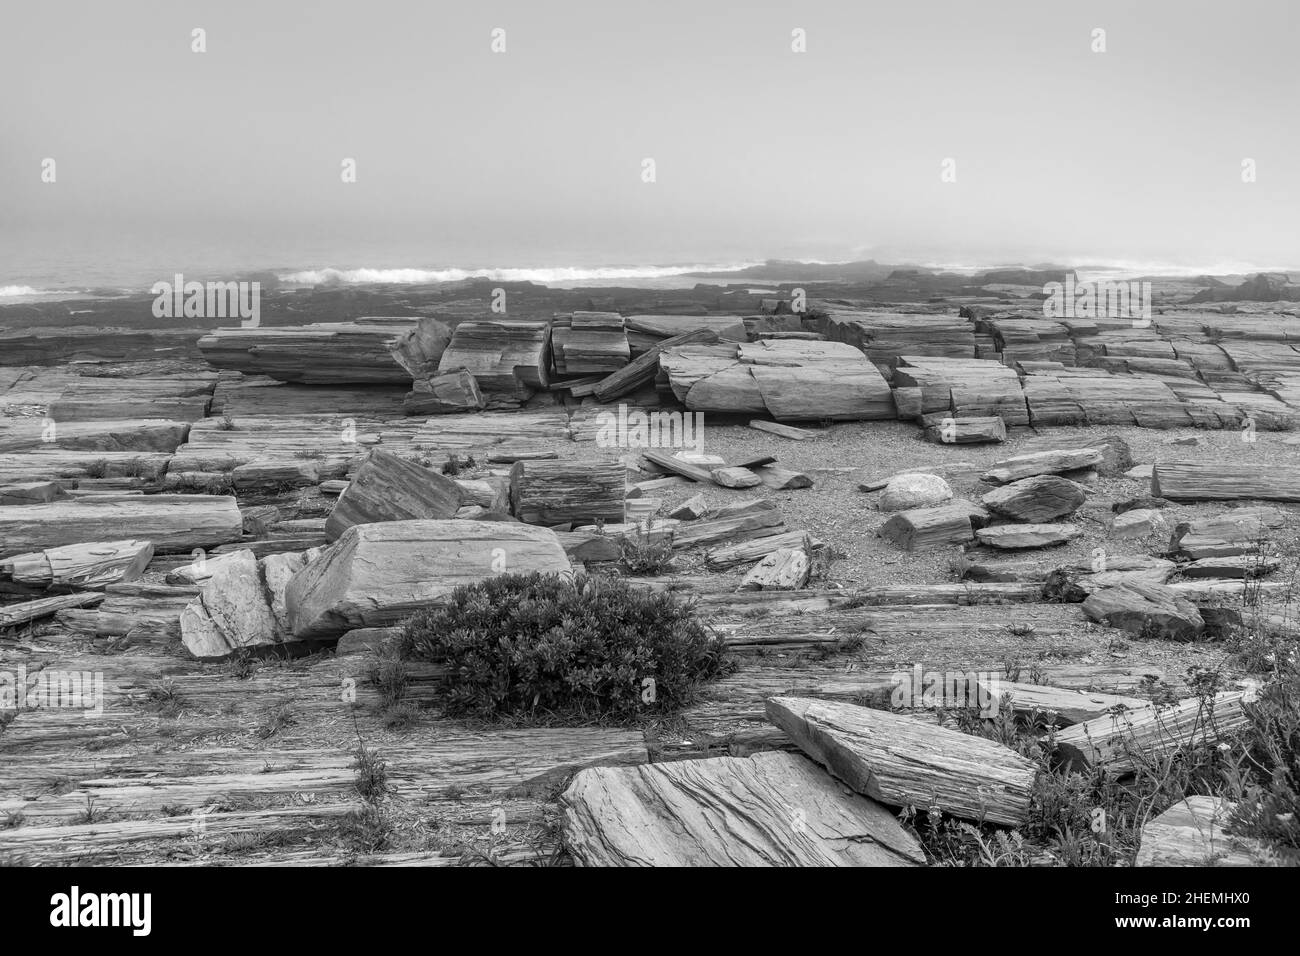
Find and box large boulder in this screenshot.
[286,520,572,639]
[878,473,953,512]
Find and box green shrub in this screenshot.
[400,572,732,723]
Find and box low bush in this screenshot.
[617,525,675,574]
[400,571,731,723]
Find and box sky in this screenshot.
[2,0,1298,285]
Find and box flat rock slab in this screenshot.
[765,696,1037,826]
[977,679,1151,727]
[923,415,1007,445]
[1179,554,1280,579]
[1169,506,1287,559]
[561,750,925,867]
[1,540,154,590]
[1054,690,1254,773]
[975,523,1081,550]
[0,495,243,559]
[1135,797,1270,866]
[286,520,572,639]
[0,481,65,506]
[0,592,105,628]
[981,475,1087,522]
[981,448,1103,485]
[1152,461,1300,501]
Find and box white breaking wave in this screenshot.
[0,284,59,297]
[277,263,763,286]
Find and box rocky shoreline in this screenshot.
[2,268,1298,867]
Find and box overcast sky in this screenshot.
[2,0,1297,276]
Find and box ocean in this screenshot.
[1,229,1296,303]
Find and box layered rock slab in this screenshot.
[765,696,1036,826]
[561,750,924,867]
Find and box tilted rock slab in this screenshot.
[765,696,1037,826]
[1081,582,1205,642]
[324,448,464,541]
[286,520,572,639]
[561,751,925,867]
[1,540,154,590]
[980,475,1087,523]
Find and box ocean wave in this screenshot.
[276,263,763,286]
[0,284,64,297]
